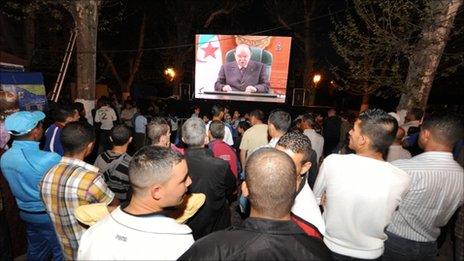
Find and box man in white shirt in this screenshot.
[301,113,324,162]
[78,146,194,260]
[205,105,233,146]
[384,114,464,260]
[240,109,268,169]
[248,109,291,155]
[94,97,117,152]
[276,131,325,236]
[313,109,411,260]
[387,127,411,162]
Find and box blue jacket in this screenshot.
[44,123,64,156]
[1,140,61,222]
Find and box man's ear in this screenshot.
[300,161,311,175]
[241,181,249,198]
[419,129,430,143]
[204,135,209,145]
[149,185,162,201]
[85,142,95,156]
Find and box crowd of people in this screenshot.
[0,96,463,260]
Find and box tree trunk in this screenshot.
[70,0,98,124]
[360,93,369,112]
[397,0,462,111]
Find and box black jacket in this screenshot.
[179,217,331,261]
[185,148,236,240]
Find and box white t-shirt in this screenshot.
[386,145,412,162]
[134,115,147,134]
[303,129,324,162]
[206,121,234,146]
[313,153,411,259]
[95,106,117,130]
[78,207,194,260]
[292,182,326,235]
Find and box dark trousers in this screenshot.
[0,210,12,260]
[383,231,437,261]
[98,129,112,154]
[24,219,63,261]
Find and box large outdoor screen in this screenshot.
[194,34,292,103]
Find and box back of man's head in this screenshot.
[421,113,464,149]
[249,109,264,123]
[268,110,291,134]
[277,131,313,164]
[245,148,296,219]
[129,146,184,197]
[301,113,316,129]
[147,117,170,144]
[55,105,77,123]
[358,109,398,154]
[182,117,206,147]
[395,127,406,142]
[211,105,224,118]
[409,108,424,121]
[327,108,337,117]
[98,96,110,106]
[61,121,95,155]
[111,125,132,146]
[210,120,225,140]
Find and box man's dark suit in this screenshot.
[214,60,270,93]
[184,148,236,240]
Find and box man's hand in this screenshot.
[222,85,232,92]
[245,86,257,93]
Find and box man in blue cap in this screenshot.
[0,111,63,260]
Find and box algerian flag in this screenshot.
[195,34,223,94]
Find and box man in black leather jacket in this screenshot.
[182,117,236,240]
[179,148,330,260]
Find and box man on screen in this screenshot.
[214,44,270,93]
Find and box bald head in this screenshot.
[245,148,297,218]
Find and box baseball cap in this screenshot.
[5,111,46,136]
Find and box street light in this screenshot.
[313,74,322,86]
[164,67,176,82]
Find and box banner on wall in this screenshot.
[0,71,47,118]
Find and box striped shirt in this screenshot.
[387,152,464,242]
[41,157,114,260]
[94,150,131,202]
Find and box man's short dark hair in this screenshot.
[98,96,110,106]
[249,109,264,121]
[129,146,184,196]
[111,125,132,146]
[301,113,316,127]
[277,131,313,164]
[268,110,291,133]
[245,148,296,218]
[358,109,398,154]
[147,117,170,144]
[61,121,95,154]
[421,113,464,148]
[237,121,251,131]
[54,105,76,123]
[72,102,85,114]
[410,108,424,121]
[210,120,225,139]
[211,105,224,117]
